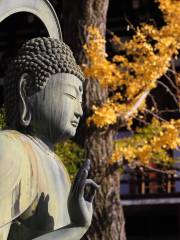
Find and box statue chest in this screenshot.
[10,140,71,239]
[0,131,72,240]
[35,149,71,230]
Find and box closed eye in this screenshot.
[65,93,77,100]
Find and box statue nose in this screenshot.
[75,102,83,118]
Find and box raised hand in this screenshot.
[68,159,99,228]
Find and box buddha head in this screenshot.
[4,37,84,144]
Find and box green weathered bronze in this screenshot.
[0,0,62,39]
[0,3,98,240]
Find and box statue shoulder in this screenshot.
[0,130,23,174]
[0,130,38,228]
[0,129,27,153]
[0,129,37,158]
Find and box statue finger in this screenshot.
[84,179,100,203]
[77,169,89,198]
[71,159,90,194]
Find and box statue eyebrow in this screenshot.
[62,83,83,95]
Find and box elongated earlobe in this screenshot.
[19,73,31,126]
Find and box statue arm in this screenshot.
[33,224,88,240]
[0,131,39,239]
[33,159,99,240]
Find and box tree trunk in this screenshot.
[62,1,126,239]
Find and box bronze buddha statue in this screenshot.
[0,37,98,240]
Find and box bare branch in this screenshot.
[164,74,178,91]
[159,109,180,114]
[133,116,149,125]
[148,93,159,113]
[157,80,179,106]
[144,109,166,121]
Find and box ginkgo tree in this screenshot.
[61,0,180,239]
[83,0,180,169]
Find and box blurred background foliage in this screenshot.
[0,106,5,130]
[55,140,85,179]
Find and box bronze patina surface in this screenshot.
[0,0,62,39]
[0,3,98,239]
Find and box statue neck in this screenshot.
[29,133,54,152]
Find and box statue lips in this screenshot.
[71,120,79,127]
